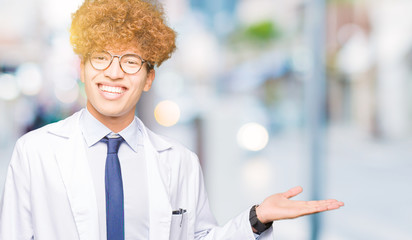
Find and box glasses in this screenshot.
[88,51,152,74]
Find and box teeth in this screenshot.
[99,85,125,94]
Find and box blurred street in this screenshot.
[324,125,412,240]
[258,125,412,240]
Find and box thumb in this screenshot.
[282,186,303,199]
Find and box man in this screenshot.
[0,0,344,239]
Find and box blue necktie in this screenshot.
[102,136,125,240]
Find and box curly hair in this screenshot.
[70,0,176,67]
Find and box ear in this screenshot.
[143,69,155,92]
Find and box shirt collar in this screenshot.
[117,116,144,152]
[79,108,143,152]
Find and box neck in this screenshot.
[86,104,135,133]
[100,116,133,133]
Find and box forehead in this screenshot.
[103,43,142,55]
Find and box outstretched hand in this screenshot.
[256,186,344,224]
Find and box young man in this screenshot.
[0,0,344,239]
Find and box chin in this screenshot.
[98,109,128,118]
[88,99,135,119]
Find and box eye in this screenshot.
[91,52,110,61]
[126,60,138,65]
[122,55,141,66]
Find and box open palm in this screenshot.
[256,186,344,223]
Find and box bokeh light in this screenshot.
[241,156,272,192]
[237,122,269,151]
[16,63,43,96]
[0,74,20,101]
[54,83,79,104]
[154,100,181,127]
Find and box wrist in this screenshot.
[249,205,273,234]
[255,204,269,223]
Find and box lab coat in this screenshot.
[0,109,273,240]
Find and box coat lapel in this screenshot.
[140,121,173,239]
[52,111,100,240]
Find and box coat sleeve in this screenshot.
[190,153,274,240]
[0,138,34,239]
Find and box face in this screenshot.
[80,49,155,131]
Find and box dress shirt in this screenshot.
[79,108,149,240]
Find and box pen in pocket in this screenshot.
[172,208,187,227]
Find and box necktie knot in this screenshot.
[102,136,124,154]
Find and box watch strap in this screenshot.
[249,205,273,234]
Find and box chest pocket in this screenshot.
[169,208,188,240]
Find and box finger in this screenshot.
[321,200,344,208]
[327,200,344,207]
[317,202,343,212]
[282,186,303,199]
[308,201,344,213]
[305,199,341,206]
[327,202,344,210]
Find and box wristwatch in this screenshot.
[249,205,273,234]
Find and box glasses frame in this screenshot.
[88,51,152,74]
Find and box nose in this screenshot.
[104,57,125,79]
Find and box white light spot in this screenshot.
[0,74,20,101]
[242,157,272,192]
[55,83,79,104]
[16,63,43,96]
[237,122,269,151]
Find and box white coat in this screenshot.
[0,110,273,240]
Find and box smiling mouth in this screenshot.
[98,84,126,94]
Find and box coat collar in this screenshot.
[47,109,82,138]
[135,118,173,152]
[48,109,173,153]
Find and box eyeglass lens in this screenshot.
[89,51,143,74]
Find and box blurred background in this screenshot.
[1,0,412,239]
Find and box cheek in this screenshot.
[131,76,148,91]
[82,76,93,93]
[83,72,100,92]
